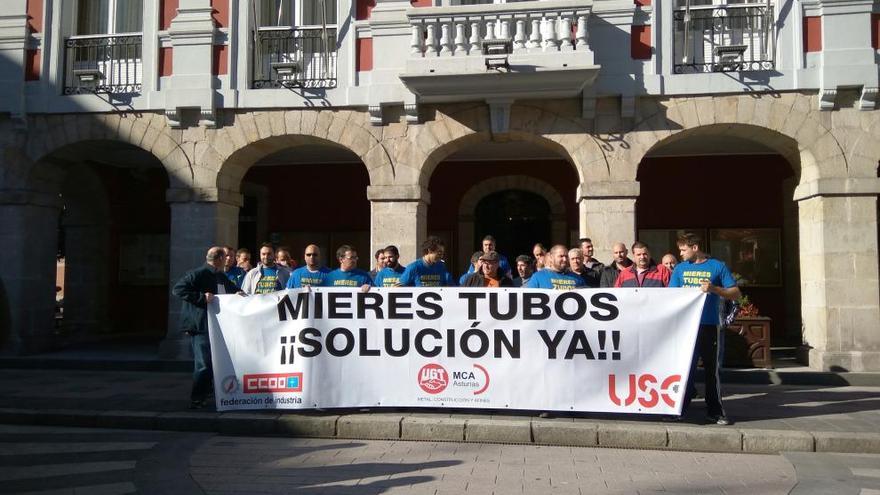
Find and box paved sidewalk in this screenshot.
[1,369,880,455]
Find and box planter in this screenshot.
[724,316,772,368]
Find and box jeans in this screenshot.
[682,324,726,417]
[190,332,213,402]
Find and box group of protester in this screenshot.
[173,232,739,426]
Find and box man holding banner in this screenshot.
[670,232,741,425]
[172,246,243,409]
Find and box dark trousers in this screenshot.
[190,332,213,402]
[682,324,726,417]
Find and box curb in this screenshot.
[3,408,880,455]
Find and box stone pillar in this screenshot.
[795,178,880,371]
[577,181,639,259]
[0,191,62,354]
[367,185,429,265]
[781,177,803,345]
[165,0,216,126]
[158,196,241,359]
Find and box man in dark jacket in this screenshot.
[172,246,242,409]
[599,242,634,288]
[463,251,514,287]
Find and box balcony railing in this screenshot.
[407,0,592,58]
[253,27,338,89]
[63,34,143,94]
[673,3,774,73]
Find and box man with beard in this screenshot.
[579,237,604,288]
[373,245,407,287]
[398,236,455,287]
[287,244,330,288]
[525,244,582,290]
[512,255,534,287]
[242,243,291,294]
[463,251,514,287]
[614,242,670,287]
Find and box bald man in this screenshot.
[172,246,243,409]
[525,244,583,290]
[599,242,634,288]
[287,244,331,288]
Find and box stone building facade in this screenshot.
[0,0,878,370]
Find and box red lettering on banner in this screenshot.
[608,374,681,409]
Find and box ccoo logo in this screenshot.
[608,374,681,409]
[418,363,448,394]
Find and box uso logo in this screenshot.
[418,363,448,394]
[608,374,681,409]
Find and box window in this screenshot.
[76,0,143,35]
[259,0,337,28]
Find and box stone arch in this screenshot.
[412,103,611,189]
[848,112,880,179]
[199,110,394,198]
[608,94,848,184]
[456,175,569,269]
[11,113,184,192]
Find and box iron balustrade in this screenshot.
[63,34,143,94]
[673,4,774,73]
[253,27,338,89]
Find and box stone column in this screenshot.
[0,191,62,354]
[577,181,639,259]
[795,178,880,371]
[158,193,241,359]
[367,185,430,265]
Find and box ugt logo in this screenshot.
[418,363,448,394]
[608,374,681,409]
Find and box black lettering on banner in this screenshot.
[328,292,353,319]
[416,292,442,319]
[555,292,587,321]
[590,293,619,321]
[459,292,486,320]
[461,322,489,358]
[565,330,596,360]
[388,292,413,319]
[446,328,455,357]
[326,327,355,356]
[494,329,520,358]
[357,292,384,319]
[359,327,380,356]
[384,328,410,356]
[489,292,517,320]
[523,293,551,320]
[297,328,322,357]
[314,291,324,318]
[415,328,442,357]
[277,292,310,321]
[538,329,566,358]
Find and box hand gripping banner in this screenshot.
[208,288,706,415]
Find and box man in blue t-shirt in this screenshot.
[223,246,246,289]
[525,244,583,290]
[287,244,331,288]
[374,245,406,287]
[398,236,455,287]
[322,245,373,289]
[242,243,290,294]
[669,232,740,426]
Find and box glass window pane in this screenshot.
[115,0,144,33]
[303,0,336,26]
[77,0,110,35]
[261,0,293,26]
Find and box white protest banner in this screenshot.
[208,288,706,415]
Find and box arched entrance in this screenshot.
[636,128,800,348]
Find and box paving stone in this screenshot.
[597,424,667,449]
[337,414,402,440]
[96,410,160,430]
[465,418,531,444]
[666,426,743,452]
[156,411,219,432]
[531,420,598,447]
[401,416,465,441]
[742,429,815,453]
[217,413,279,435]
[276,414,338,437]
[814,432,880,453]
